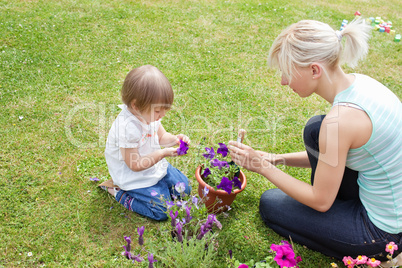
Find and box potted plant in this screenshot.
[195,139,247,213]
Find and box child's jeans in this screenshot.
[115,163,191,221]
[259,115,402,260]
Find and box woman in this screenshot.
[229,19,401,261]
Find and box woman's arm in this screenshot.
[257,150,310,168]
[229,107,363,212]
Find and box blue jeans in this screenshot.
[259,115,402,260]
[115,163,191,221]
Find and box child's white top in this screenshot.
[104,104,168,190]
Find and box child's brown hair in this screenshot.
[121,65,174,112]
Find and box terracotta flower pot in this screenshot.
[195,165,247,213]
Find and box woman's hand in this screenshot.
[228,141,273,174]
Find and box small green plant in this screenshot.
[121,182,222,267]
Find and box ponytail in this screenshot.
[268,18,372,81]
[338,18,372,68]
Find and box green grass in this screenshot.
[0,0,401,267]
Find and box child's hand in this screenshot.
[176,134,190,145]
[163,147,180,157]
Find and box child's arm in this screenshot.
[158,125,190,147]
[120,147,178,172]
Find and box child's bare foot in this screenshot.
[99,186,119,196]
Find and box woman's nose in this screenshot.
[281,75,289,86]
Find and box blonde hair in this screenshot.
[121,65,174,112]
[268,18,372,82]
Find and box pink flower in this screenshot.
[237,264,249,268]
[366,257,381,267]
[342,256,356,268]
[271,243,297,268]
[355,255,368,265]
[385,241,398,256]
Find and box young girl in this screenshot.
[104,65,191,221]
[229,19,401,261]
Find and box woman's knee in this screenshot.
[303,115,325,145]
[259,189,285,222]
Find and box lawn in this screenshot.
[0,0,401,267]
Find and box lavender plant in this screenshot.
[121,182,223,267]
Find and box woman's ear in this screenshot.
[311,63,322,79]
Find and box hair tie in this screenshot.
[335,30,343,41]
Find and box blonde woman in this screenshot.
[229,19,401,261]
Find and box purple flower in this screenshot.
[202,167,211,178]
[191,195,199,209]
[177,140,189,155]
[217,143,229,157]
[122,245,132,259]
[176,200,187,208]
[232,176,242,189]
[150,190,158,196]
[148,253,157,268]
[90,177,99,182]
[185,206,192,223]
[217,176,233,194]
[166,200,175,209]
[176,221,183,242]
[197,224,208,240]
[170,210,178,228]
[211,159,229,170]
[124,235,132,252]
[132,254,144,263]
[203,147,215,160]
[175,182,186,194]
[202,186,209,196]
[137,226,145,246]
[229,249,233,259]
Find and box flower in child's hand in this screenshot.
[150,190,158,196]
[355,255,368,265]
[217,143,229,157]
[177,139,189,155]
[366,257,381,267]
[148,253,157,268]
[203,147,215,159]
[217,177,233,194]
[175,182,186,194]
[137,226,144,246]
[342,256,356,268]
[385,241,398,255]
